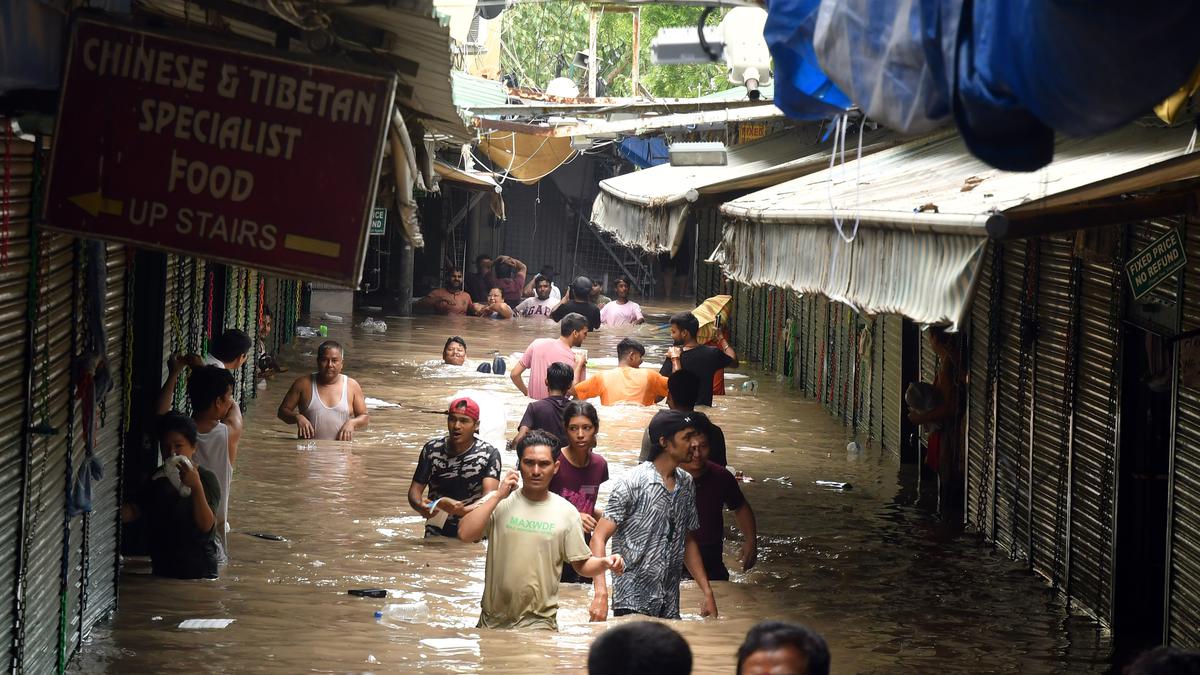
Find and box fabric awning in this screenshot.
[715,123,1200,329]
[590,129,895,255]
[433,160,501,192]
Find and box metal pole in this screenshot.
[631,8,641,98]
[588,7,599,98]
[397,243,414,316]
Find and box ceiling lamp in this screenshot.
[669,141,728,166]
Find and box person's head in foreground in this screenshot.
[158,411,199,462]
[1124,645,1200,675]
[187,366,236,421]
[535,276,554,300]
[668,311,700,346]
[647,409,709,464]
[615,275,632,302]
[666,370,701,411]
[587,621,692,675]
[616,338,646,368]
[446,397,480,445]
[515,429,559,496]
[443,336,467,366]
[571,276,592,302]
[545,361,574,396]
[560,313,589,347]
[563,400,599,453]
[446,267,464,291]
[736,620,830,675]
[316,340,344,382]
[210,329,252,368]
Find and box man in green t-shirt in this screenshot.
[459,430,625,630]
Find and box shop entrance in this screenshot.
[1112,324,1172,664]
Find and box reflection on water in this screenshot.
[72,311,1110,673]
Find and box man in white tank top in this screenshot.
[277,340,369,441]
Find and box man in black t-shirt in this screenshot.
[550,276,602,330]
[660,311,738,407]
[511,362,573,452]
[407,397,503,538]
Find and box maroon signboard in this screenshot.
[43,17,396,287]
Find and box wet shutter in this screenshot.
[1028,234,1075,585]
[694,208,723,301]
[0,130,34,673]
[23,230,78,671]
[881,314,904,456]
[967,243,998,534]
[79,243,128,633]
[993,239,1031,560]
[1170,213,1200,645]
[1070,227,1122,624]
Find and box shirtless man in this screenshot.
[277,340,370,441]
[415,268,472,315]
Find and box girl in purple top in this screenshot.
[550,401,610,583]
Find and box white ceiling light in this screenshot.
[669,141,728,166]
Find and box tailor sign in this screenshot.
[1125,227,1187,300]
[43,18,396,287]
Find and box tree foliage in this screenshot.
[500,1,729,99]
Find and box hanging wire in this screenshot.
[827,114,867,244]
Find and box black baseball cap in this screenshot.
[648,410,710,449]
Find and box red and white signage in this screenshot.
[43,17,396,287]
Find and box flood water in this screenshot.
[73,306,1113,673]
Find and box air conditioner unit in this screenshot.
[465,14,489,55]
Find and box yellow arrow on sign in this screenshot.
[68,191,124,217]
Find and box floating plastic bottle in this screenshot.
[741,379,759,395]
[375,601,428,627]
[318,324,329,337]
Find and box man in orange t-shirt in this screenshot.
[573,338,669,406]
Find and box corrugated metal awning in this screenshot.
[590,129,896,255]
[715,124,1200,329]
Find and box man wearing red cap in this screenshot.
[407,397,502,538]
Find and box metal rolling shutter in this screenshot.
[1070,229,1122,624]
[1029,234,1075,585]
[0,130,34,674]
[993,239,1031,560]
[694,208,723,301]
[800,295,817,397]
[816,296,830,404]
[967,243,998,534]
[1171,216,1200,645]
[878,314,888,444]
[881,314,904,456]
[80,244,128,633]
[22,230,77,672]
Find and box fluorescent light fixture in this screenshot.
[669,141,728,166]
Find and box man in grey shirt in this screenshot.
[589,410,718,621]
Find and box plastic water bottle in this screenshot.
[318,324,329,337]
[375,601,428,627]
[741,379,759,395]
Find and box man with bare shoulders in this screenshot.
[277,340,370,441]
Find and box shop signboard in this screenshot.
[369,207,387,236]
[1125,227,1186,300]
[43,17,396,287]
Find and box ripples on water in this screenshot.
[72,311,1110,673]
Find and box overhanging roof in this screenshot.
[714,123,1200,329]
[590,127,896,254]
[138,0,471,143]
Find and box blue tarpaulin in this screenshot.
[769,0,1200,170]
[763,0,852,120]
[617,137,670,169]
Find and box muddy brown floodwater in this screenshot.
[72,307,1114,674]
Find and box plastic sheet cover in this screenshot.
[762,0,852,120]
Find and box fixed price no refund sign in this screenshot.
[43,18,396,287]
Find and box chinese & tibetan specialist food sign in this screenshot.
[43,18,395,287]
